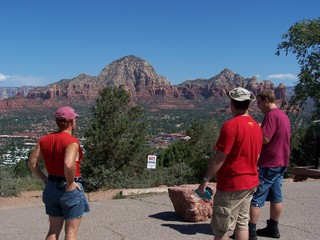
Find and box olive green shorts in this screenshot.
[211,188,256,238]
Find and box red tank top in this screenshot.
[39,131,83,177]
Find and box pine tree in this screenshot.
[82,87,148,190]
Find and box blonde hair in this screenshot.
[257,90,276,103]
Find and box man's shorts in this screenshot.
[42,181,90,221]
[251,166,287,208]
[211,188,256,238]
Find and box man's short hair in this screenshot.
[257,90,276,103]
[55,118,72,129]
[231,99,251,110]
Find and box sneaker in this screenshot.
[230,232,257,240]
[256,226,280,238]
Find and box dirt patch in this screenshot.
[0,189,121,210]
[0,183,213,210]
[0,179,313,210]
[0,191,43,210]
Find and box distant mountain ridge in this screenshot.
[0,55,289,114]
[0,86,34,100]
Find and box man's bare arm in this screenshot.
[28,143,47,184]
[197,150,227,194]
[64,142,80,190]
[263,136,270,144]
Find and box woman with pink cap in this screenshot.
[29,106,90,240]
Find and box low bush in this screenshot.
[0,167,21,197]
[0,163,44,197]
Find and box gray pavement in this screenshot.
[1,180,320,239]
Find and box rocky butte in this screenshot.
[0,55,287,114]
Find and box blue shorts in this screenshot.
[251,167,287,208]
[42,181,90,221]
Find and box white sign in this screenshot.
[147,155,157,169]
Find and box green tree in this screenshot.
[290,124,318,167]
[82,87,149,191]
[157,118,220,184]
[276,18,320,119]
[186,118,220,179]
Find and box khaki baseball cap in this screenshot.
[228,87,256,101]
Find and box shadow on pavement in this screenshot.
[162,223,212,236]
[149,211,213,236]
[149,211,184,221]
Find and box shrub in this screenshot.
[290,124,319,167]
[0,166,21,197]
[152,162,196,187]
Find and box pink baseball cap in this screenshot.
[55,106,79,120]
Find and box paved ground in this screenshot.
[0,180,319,239]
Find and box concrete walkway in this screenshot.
[0,180,319,239]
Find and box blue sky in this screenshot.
[0,0,319,87]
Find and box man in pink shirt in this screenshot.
[249,90,291,240]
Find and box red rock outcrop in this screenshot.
[168,185,215,222]
[0,55,288,114]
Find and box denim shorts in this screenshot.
[42,181,90,221]
[211,188,256,238]
[251,167,287,208]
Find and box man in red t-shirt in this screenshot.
[29,106,89,240]
[197,87,263,240]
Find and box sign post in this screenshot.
[147,155,157,187]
